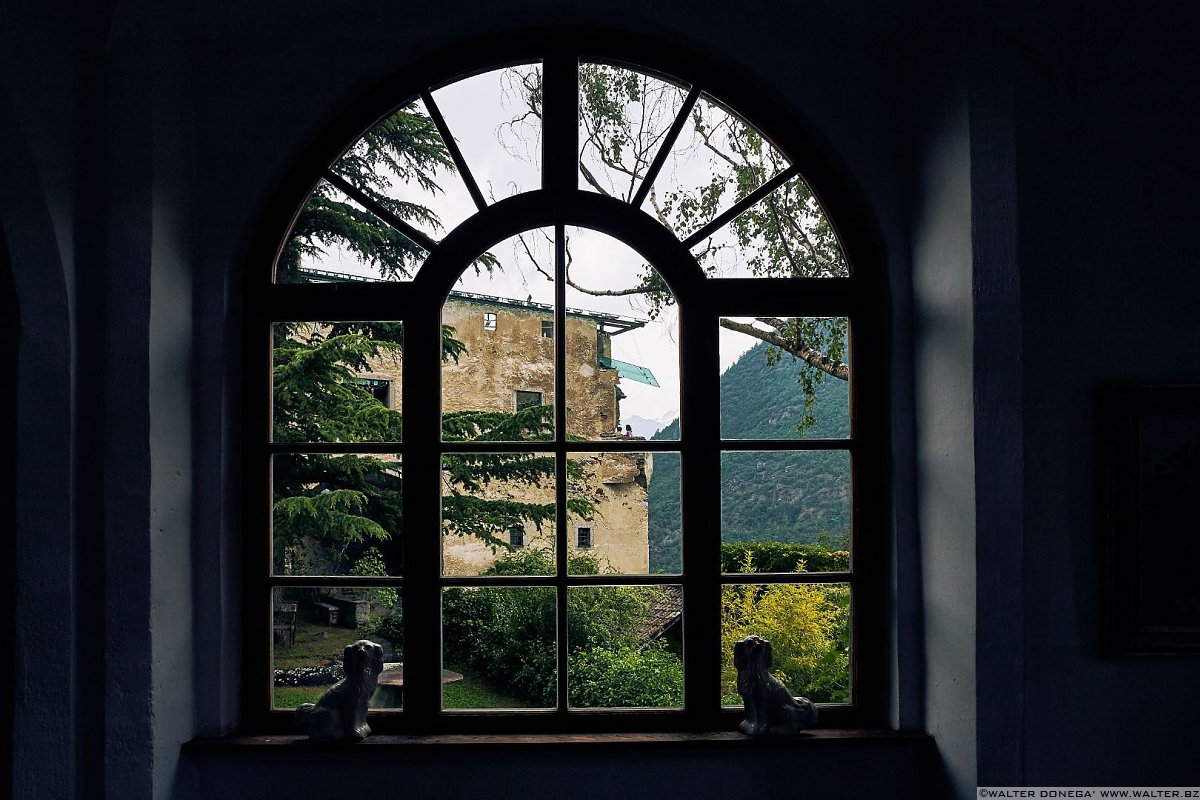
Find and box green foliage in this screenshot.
[351,547,399,607]
[277,102,497,284]
[719,542,849,574]
[369,607,404,654]
[721,553,850,705]
[272,324,576,573]
[442,549,682,707]
[568,642,683,708]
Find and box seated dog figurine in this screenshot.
[295,639,384,742]
[734,634,818,736]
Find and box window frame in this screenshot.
[247,32,887,735]
[575,526,593,550]
[515,389,544,412]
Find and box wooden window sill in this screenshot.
[183,728,929,753]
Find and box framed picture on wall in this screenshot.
[1102,383,1200,655]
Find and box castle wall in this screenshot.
[442,451,653,576]
[362,297,647,575]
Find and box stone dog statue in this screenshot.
[295,639,384,741]
[734,634,818,736]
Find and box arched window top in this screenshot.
[274,58,851,287]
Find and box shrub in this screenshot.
[719,541,850,574]
[721,576,850,705]
[442,548,682,707]
[568,642,683,708]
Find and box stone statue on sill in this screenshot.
[295,639,384,742]
[734,634,818,736]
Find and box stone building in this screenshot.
[357,290,658,575]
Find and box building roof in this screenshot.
[296,268,648,336]
[630,585,683,643]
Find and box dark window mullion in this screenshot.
[541,53,579,196]
[322,169,438,253]
[631,85,701,208]
[553,223,569,714]
[420,90,488,212]
[403,302,443,724]
[681,164,801,250]
[679,292,722,727]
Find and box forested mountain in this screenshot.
[647,342,851,572]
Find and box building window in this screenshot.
[356,377,391,406]
[260,45,880,734]
[515,389,542,412]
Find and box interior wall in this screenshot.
[1,14,81,793]
[910,83,977,798]
[1014,1,1200,785]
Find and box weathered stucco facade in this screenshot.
[362,293,653,575]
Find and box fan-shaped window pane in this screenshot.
[639,93,788,239]
[691,174,849,278]
[577,62,690,201]
[330,97,479,241]
[432,64,543,201]
[276,179,427,284]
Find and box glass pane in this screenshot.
[431,63,542,202]
[567,450,677,576]
[720,450,851,568]
[719,317,850,440]
[275,179,427,284]
[640,92,787,239]
[564,227,678,441]
[442,586,556,710]
[443,229,556,443]
[567,585,683,709]
[721,582,850,706]
[647,451,682,574]
[272,321,403,444]
[331,97,477,242]
[577,62,690,201]
[273,453,403,577]
[691,173,849,278]
[272,586,403,710]
[441,452,557,577]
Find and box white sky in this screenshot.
[301,64,807,424]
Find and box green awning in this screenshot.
[597,355,659,387]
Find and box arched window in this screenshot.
[253,38,884,734]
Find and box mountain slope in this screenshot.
[648,342,851,572]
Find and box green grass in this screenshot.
[442,669,533,709]
[274,685,330,709]
[273,615,346,670]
